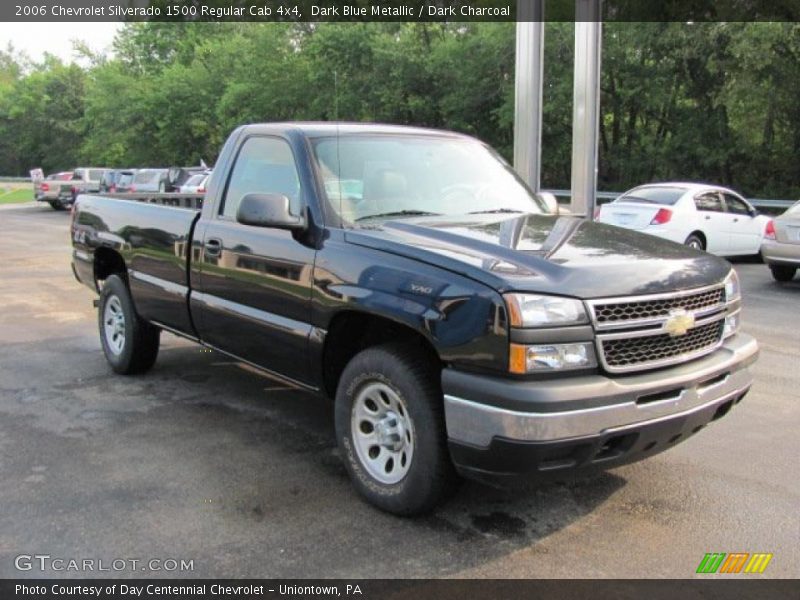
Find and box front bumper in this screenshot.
[443,333,758,482]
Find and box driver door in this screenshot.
[193,135,316,385]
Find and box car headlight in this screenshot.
[509,342,597,373]
[504,293,589,328]
[723,270,740,303]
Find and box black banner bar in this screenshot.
[2,579,799,600]
[4,0,800,23]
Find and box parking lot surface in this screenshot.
[0,203,797,578]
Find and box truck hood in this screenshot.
[344,213,731,298]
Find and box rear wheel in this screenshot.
[684,233,705,251]
[48,200,65,211]
[98,275,160,374]
[334,344,458,515]
[770,265,796,282]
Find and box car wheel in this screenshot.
[98,275,161,374]
[770,265,796,282]
[48,200,65,211]
[334,344,459,515]
[684,234,705,251]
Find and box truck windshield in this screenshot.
[312,135,545,224]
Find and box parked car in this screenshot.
[65,168,111,206]
[129,169,169,193]
[760,200,800,282]
[178,172,210,194]
[100,169,137,193]
[114,171,136,193]
[167,166,208,192]
[35,171,73,208]
[36,168,108,210]
[596,182,772,257]
[71,123,757,515]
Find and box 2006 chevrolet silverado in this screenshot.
[71,123,759,515]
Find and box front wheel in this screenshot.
[98,275,160,374]
[334,344,458,515]
[770,265,796,282]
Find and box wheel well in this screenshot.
[94,247,127,287]
[689,231,706,249]
[322,312,441,399]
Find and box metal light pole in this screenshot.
[570,0,603,218]
[513,0,545,192]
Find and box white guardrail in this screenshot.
[545,189,795,212]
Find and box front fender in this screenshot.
[311,234,509,376]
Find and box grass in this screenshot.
[0,187,34,204]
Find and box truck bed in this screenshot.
[72,193,203,336]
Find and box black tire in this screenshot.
[334,344,459,515]
[684,233,705,251]
[770,265,796,282]
[98,275,160,374]
[48,200,65,211]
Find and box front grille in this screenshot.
[600,321,723,370]
[593,288,724,325]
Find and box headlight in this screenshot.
[723,270,740,303]
[504,293,588,328]
[509,342,597,373]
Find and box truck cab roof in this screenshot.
[237,122,472,140]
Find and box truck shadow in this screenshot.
[148,343,626,576]
[0,333,623,578]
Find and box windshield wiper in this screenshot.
[467,208,524,214]
[355,210,441,222]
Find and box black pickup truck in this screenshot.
[71,123,758,515]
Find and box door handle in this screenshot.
[204,238,222,258]
[733,218,739,222]
[704,215,711,220]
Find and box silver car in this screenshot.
[130,169,169,193]
[761,200,800,282]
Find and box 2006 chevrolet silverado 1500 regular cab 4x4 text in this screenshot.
[71,123,759,515]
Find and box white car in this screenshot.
[596,182,772,257]
[178,172,210,194]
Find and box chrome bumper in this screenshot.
[443,334,758,448]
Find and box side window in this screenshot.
[221,136,301,219]
[694,192,722,212]
[723,194,751,215]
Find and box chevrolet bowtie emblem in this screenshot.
[664,309,695,337]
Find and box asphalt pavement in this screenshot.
[0,202,797,578]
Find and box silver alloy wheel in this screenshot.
[103,295,126,355]
[351,381,415,485]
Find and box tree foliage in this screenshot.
[0,22,799,198]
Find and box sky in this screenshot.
[0,22,123,64]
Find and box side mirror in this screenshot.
[536,191,560,214]
[236,193,305,230]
